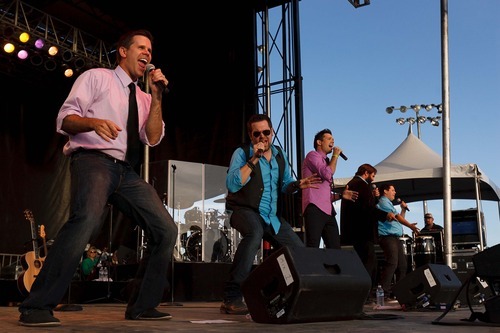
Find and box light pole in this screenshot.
[386,104,442,214]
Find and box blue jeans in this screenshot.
[19,150,177,317]
[223,207,305,302]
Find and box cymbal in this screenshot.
[214,198,226,203]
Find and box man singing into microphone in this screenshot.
[18,29,177,326]
[221,114,321,314]
[301,128,358,249]
[376,183,419,301]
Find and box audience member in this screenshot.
[81,246,100,281]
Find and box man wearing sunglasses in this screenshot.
[221,114,321,315]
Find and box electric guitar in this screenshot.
[18,209,46,295]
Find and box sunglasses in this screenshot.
[252,129,271,138]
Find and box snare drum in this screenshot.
[414,235,436,268]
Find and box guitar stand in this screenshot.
[85,204,124,304]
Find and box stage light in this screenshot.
[34,38,45,49]
[396,118,405,125]
[17,49,28,60]
[411,104,421,112]
[424,104,434,111]
[19,32,30,43]
[44,58,57,71]
[74,57,86,70]
[48,46,58,56]
[62,49,73,62]
[3,26,14,37]
[348,0,370,8]
[3,43,15,54]
[386,106,395,114]
[30,54,43,66]
[400,105,407,113]
[62,64,74,78]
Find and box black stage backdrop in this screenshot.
[0,1,256,254]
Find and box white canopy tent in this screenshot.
[334,132,500,251]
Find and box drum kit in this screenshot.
[399,234,440,272]
[175,207,233,263]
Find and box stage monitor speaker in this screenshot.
[393,263,462,309]
[241,246,371,324]
[473,244,500,283]
[473,245,500,323]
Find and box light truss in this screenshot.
[255,0,303,179]
[0,0,115,73]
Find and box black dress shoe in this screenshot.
[19,309,61,327]
[125,308,172,320]
[220,299,248,315]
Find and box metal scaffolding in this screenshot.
[254,0,304,179]
[0,0,115,78]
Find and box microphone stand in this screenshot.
[54,264,83,311]
[163,164,183,307]
[85,205,124,304]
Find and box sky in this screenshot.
[295,0,499,247]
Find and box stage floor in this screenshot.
[1,301,498,332]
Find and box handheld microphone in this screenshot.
[256,149,264,158]
[396,198,410,211]
[339,152,348,160]
[145,64,169,93]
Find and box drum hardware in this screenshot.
[179,225,202,262]
[399,236,415,272]
[184,229,231,262]
[184,206,203,224]
[205,209,220,229]
[414,235,436,268]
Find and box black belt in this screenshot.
[72,148,130,167]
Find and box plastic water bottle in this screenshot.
[99,266,104,281]
[376,285,385,306]
[102,267,108,281]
